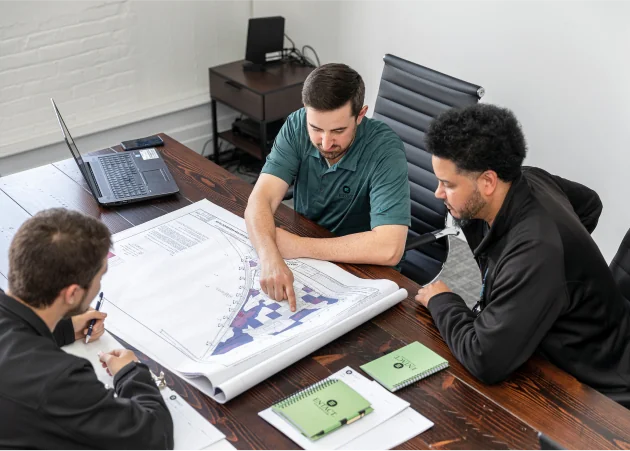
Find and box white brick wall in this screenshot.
[0,0,249,159]
[0,1,135,150]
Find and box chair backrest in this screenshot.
[372,54,483,285]
[610,227,630,302]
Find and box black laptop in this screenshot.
[51,98,179,206]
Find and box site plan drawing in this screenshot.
[102,199,407,402]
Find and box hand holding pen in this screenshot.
[85,292,105,344]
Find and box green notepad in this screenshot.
[360,341,449,392]
[271,378,373,441]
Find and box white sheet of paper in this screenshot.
[100,199,407,402]
[63,331,225,450]
[258,366,410,450]
[62,328,122,388]
[162,386,225,450]
[203,439,237,450]
[139,148,159,159]
[343,405,434,450]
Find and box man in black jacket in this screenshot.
[0,209,174,449]
[415,104,630,407]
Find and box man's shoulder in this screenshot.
[0,327,87,374]
[361,117,406,168]
[522,166,558,186]
[285,108,307,129]
[504,211,564,260]
[363,116,405,150]
[0,328,89,406]
[274,108,309,155]
[522,166,569,197]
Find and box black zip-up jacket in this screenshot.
[427,167,630,407]
[0,290,174,449]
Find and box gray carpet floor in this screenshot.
[222,152,481,309]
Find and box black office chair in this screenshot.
[372,54,484,285]
[610,227,630,302]
[607,227,630,410]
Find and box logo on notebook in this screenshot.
[313,397,338,417]
[393,355,417,372]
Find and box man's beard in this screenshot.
[450,188,486,229]
[64,291,91,318]
[316,125,357,162]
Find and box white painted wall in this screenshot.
[251,0,339,66]
[255,0,630,262]
[0,0,249,173]
[0,102,238,176]
[2,0,629,261]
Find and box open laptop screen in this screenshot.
[50,99,101,199]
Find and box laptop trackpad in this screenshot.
[142,169,166,185]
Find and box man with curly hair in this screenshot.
[415,104,630,407]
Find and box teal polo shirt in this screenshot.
[261,108,411,236]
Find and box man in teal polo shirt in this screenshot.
[245,63,410,311]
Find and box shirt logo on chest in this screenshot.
[338,185,353,198]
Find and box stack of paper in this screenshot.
[63,331,233,450]
[259,366,433,449]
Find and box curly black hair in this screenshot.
[426,104,527,182]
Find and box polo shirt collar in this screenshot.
[0,289,56,342]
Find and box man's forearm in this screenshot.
[245,201,282,260]
[278,229,405,266]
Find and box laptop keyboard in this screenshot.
[99,154,148,199]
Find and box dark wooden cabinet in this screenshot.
[208,60,314,163]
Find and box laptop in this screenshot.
[51,98,179,206]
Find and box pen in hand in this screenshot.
[85,292,104,344]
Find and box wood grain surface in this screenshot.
[1,134,629,449]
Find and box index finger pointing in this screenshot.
[286,283,297,312]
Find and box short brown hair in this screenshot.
[302,63,365,117]
[8,209,112,308]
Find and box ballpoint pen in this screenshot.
[85,292,104,344]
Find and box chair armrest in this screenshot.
[283,185,294,201]
[405,227,459,252]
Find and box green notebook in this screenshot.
[360,341,449,392]
[271,378,373,441]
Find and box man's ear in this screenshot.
[61,284,81,307]
[356,105,369,124]
[479,170,499,196]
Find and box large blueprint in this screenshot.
[101,199,407,402]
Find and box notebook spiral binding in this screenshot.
[392,361,449,390]
[274,378,339,408]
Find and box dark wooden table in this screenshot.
[1,135,630,450]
